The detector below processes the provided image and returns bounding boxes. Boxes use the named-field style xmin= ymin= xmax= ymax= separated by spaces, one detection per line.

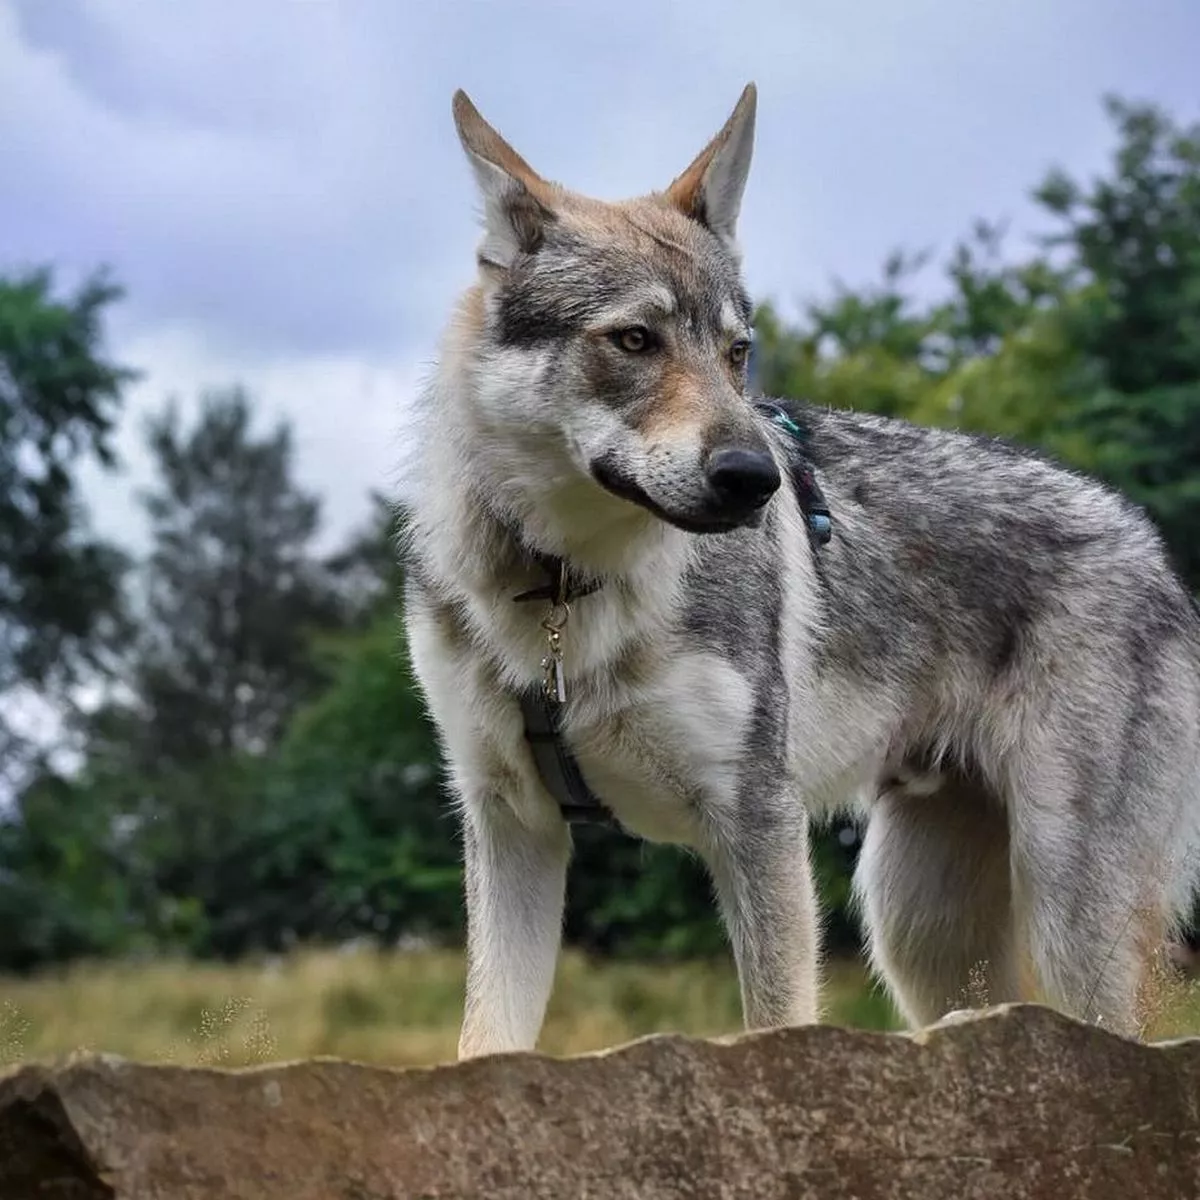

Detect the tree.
xmin=106 ymin=388 xmax=344 ymax=772
xmin=1036 ymin=97 xmax=1200 ymax=589
xmin=8 ymin=388 xmax=363 ymax=967
xmin=0 ymin=267 xmax=132 ymax=787
xmin=324 ymin=489 xmax=405 ymax=628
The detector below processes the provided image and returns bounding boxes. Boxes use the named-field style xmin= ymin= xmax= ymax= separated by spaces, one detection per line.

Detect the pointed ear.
xmin=453 ymin=89 xmax=555 ymax=270
xmin=665 ymin=83 xmax=757 ymax=247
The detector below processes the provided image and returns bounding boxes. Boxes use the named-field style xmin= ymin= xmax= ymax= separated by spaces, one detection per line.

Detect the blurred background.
xmin=2 ymin=0 xmax=1199 ymax=1067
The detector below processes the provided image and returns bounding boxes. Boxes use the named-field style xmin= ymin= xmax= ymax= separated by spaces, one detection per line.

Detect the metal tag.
xmin=542 ymin=651 xmax=566 ymax=704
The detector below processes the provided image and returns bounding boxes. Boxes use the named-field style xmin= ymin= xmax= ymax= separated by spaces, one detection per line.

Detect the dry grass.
xmin=0 ymin=949 xmax=898 ymax=1069
xmin=2 ymin=946 xmax=1197 ymax=1071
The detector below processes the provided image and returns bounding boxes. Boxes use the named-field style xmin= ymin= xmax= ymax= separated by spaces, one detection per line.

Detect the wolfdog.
xmin=400 ymin=82 xmax=1200 ymax=1058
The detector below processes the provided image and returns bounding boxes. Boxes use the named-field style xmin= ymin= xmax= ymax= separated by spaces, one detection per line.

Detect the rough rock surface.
xmin=1 ymin=1004 xmax=1198 ymax=1199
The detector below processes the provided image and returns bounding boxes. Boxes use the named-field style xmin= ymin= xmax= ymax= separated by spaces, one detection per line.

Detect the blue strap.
xmin=755 ymin=402 xmax=833 ymax=546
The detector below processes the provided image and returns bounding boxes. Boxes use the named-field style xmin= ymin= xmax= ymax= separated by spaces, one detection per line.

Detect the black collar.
xmin=511 ymin=550 xmax=604 ymax=605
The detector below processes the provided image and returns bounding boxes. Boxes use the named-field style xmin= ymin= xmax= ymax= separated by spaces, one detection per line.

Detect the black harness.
xmin=514 ymin=402 xmax=832 ymax=828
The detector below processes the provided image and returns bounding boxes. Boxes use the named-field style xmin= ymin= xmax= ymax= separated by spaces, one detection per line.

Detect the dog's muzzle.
xmin=590 ymin=443 xmax=782 ymax=535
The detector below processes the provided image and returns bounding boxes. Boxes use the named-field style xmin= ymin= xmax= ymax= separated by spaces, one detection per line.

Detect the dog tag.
xmin=542 ymin=652 xmax=567 ymax=704
xmin=539 ymin=599 xmax=569 ymax=704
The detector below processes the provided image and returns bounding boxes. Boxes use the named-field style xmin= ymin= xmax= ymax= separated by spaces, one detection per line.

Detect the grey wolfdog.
xmin=400 ymin=82 xmax=1200 ymax=1058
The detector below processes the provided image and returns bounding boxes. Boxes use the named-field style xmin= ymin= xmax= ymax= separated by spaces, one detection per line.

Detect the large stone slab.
xmin=1 ymin=1004 xmax=1197 ymax=1199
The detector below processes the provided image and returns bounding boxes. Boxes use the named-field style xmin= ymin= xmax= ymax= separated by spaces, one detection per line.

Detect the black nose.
xmin=705 ymin=446 xmax=781 ymax=512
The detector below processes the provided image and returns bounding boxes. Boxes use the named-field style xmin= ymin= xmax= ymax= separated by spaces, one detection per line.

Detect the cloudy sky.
xmin=2 ymin=0 xmax=1198 ymax=555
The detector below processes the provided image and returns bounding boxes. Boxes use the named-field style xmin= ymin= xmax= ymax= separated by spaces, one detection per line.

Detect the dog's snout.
xmin=705 ymin=446 xmax=781 ymax=513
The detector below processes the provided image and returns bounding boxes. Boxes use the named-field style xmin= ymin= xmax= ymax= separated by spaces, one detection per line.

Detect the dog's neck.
xmin=443 ymin=440 xmax=692 ymax=609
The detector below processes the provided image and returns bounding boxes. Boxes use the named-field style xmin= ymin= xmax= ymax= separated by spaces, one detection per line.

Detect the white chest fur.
xmin=564 ymin=651 xmax=756 ymax=845
xmin=407 ymin=581 xmax=762 ymax=845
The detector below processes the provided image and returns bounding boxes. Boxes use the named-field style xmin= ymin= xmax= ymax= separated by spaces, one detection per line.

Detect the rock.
xmin=1 ymin=1004 xmax=1198 ymax=1199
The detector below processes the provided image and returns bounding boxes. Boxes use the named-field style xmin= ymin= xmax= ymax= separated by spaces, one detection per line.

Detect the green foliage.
xmin=566 ymin=832 xmax=726 ymax=957
xmin=1037 ymin=98 xmax=1200 ymax=589
xmin=0 ymin=770 xmax=141 ymax=970
xmin=268 ymin=617 xmax=461 ymax=947
xmin=0 ymin=267 xmax=133 ymax=785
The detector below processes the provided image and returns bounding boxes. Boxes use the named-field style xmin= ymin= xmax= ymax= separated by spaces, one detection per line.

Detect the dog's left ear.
xmin=665 ymin=83 xmax=757 ymax=248
xmin=453 ymin=89 xmax=556 ymax=271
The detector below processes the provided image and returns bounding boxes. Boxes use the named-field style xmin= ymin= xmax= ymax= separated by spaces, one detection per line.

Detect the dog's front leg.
xmin=457 ymin=794 xmax=571 ymax=1059
xmin=703 ymin=809 xmax=820 ymax=1030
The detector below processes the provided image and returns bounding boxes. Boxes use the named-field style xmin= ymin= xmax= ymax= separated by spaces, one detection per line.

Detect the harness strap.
xmin=754 ymin=402 xmax=833 ymax=546
xmin=519 ymin=688 xmax=617 ymax=828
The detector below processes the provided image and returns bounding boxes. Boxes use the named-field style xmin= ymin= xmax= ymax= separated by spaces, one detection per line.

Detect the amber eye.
xmin=729 ymin=339 xmax=751 ymax=368
xmin=611 ymin=326 xmax=654 ymax=353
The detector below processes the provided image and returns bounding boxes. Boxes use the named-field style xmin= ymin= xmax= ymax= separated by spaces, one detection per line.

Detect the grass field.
xmin=2 ymin=947 xmax=1198 ymax=1070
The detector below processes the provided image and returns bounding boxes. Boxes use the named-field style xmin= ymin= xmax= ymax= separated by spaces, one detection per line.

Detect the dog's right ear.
xmin=453 ymin=90 xmax=555 ymax=271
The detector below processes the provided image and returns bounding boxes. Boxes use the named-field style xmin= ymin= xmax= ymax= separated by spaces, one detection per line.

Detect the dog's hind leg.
xmin=854 ymin=770 xmax=1023 ymax=1028
xmin=1008 ymin=756 xmax=1188 ymax=1038
xmin=456 ymin=795 xmax=571 ymax=1059
xmin=1001 ymin=613 xmax=1200 ymax=1036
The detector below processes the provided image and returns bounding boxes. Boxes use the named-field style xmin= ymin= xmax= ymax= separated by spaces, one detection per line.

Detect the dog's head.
xmin=451 ymin=84 xmax=779 ymax=536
